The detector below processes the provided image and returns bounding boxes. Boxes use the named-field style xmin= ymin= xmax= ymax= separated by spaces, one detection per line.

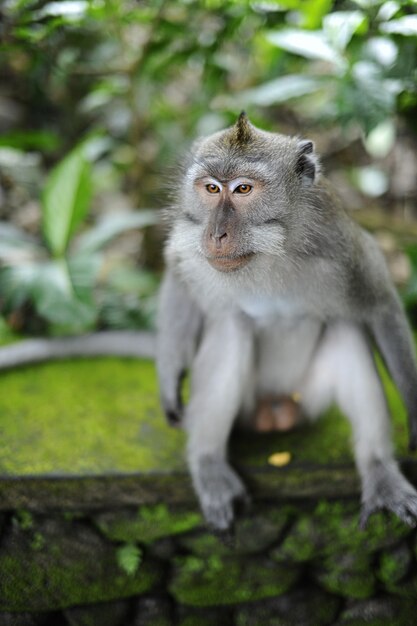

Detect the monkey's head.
xmin=173 ymin=113 xmax=320 ymax=275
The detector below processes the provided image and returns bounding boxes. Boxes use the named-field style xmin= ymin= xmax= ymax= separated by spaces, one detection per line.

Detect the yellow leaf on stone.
xmin=268 ymin=451 xmax=292 ymax=467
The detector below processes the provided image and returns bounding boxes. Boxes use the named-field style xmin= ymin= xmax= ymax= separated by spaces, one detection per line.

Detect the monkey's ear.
xmin=296 ymin=139 xmax=319 ymax=187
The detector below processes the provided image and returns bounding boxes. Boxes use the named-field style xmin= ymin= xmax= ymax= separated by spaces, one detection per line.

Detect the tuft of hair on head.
xmin=229 ymin=111 xmax=254 ymax=147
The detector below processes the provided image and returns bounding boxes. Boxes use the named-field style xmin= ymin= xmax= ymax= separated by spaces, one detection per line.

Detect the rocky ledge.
xmin=0 ymin=357 xmax=416 ymax=625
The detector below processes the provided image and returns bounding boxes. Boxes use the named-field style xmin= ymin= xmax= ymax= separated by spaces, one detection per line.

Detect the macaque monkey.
xmin=157 ymin=112 xmax=417 ymax=531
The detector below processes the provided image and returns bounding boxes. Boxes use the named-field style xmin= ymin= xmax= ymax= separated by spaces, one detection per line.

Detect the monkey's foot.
xmin=192 ymin=456 xmax=250 ymax=530
xmin=360 ymin=461 xmax=417 ymax=528
xmin=254 ymin=395 xmax=304 ymax=432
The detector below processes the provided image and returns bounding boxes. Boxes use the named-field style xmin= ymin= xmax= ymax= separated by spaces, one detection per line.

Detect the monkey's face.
xmin=192 ymin=174 xmax=262 ymax=272
xmin=176 ymin=114 xmax=319 ymax=275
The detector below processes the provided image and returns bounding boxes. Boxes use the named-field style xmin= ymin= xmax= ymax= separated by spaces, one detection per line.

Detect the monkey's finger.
xmin=392 ymin=504 xmax=417 ymax=527
xmin=358 ymin=506 xmax=373 ymax=530
xmin=163 ymin=405 xmax=183 ymax=427
xmin=205 ymin=501 xmax=235 ymax=531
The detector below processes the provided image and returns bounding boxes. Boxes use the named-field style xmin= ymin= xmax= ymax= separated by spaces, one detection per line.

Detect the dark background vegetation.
xmin=1 ymin=0 xmax=417 ymax=337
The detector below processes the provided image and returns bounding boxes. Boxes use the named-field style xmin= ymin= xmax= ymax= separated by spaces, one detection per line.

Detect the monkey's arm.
xmin=156 ymin=268 xmax=203 ymax=426
xmin=369 ymin=293 xmax=417 ymax=450
xmin=355 ymin=232 xmax=417 ymax=450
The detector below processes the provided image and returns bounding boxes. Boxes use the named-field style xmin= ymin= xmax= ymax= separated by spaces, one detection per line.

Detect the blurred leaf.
xmin=380 ymin=15 xmax=417 ymax=36
xmin=1 ymin=258 xmax=97 ymax=331
xmin=323 ymin=11 xmax=367 ymax=51
xmin=36 ymin=1 xmax=89 ymax=20
xmin=0 ymin=130 xmax=60 ymax=152
xmin=365 ymin=36 xmax=398 ymax=66
xmin=266 ymin=29 xmax=345 ymax=68
xmin=75 ymin=211 xmax=159 ymax=254
xmin=31 ymin=260 xmax=97 ymax=330
xmin=0 ymin=223 xmax=41 ymax=264
xmin=241 ymin=75 xmax=324 ymax=106
xmin=116 ymin=543 xmax=142 ymax=577
xmin=364 ymin=119 xmax=396 ymax=157
xmin=67 ymin=252 xmax=101 ymax=297
xmin=377 ymin=1 xmax=401 ymax=21
xmin=42 ymin=146 xmax=92 ymax=258
xmin=352 ymin=165 xmax=389 ymax=196
xmin=299 ymin=0 xmax=333 ymax=29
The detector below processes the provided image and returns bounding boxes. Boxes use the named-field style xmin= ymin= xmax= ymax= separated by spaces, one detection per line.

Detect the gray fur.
xmin=158 ymin=116 xmax=417 ymax=530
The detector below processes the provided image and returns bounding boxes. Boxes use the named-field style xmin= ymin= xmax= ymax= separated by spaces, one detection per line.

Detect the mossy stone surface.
xmin=271 ymin=500 xmax=411 ymax=564
xmin=334 ymin=597 xmax=417 ymax=626
xmin=377 ymin=542 xmax=412 ymax=588
xmin=95 ymin=504 xmax=202 ymax=544
xmin=179 ymin=506 xmax=292 ymax=557
xmin=313 ymin=550 xmax=376 ymax=599
xmin=178 ymin=607 xmax=234 ymax=626
xmin=0 ymin=358 xmax=186 ymax=476
xmin=169 ymin=554 xmax=300 ymax=606
xmin=0 ymin=354 xmax=415 ymax=510
xmin=64 ymin=599 xmax=130 ymax=626
xmin=235 ymin=585 xmax=341 ymax=626
xmin=0 ymin=353 xmax=411 ymax=477
xmin=0 ymin=515 xmax=161 ymax=611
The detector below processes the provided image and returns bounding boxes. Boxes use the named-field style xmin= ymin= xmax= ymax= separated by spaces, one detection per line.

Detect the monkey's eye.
xmin=206 ymin=183 xmax=221 ymax=194
xmin=233 ymin=184 xmax=252 ymax=194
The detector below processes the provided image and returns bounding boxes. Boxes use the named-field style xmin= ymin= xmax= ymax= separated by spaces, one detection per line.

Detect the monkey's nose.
xmin=211 ymin=231 xmax=228 ymax=249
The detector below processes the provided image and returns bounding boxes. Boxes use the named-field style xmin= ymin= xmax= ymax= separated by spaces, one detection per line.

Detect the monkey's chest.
xmin=239 ymin=295 xmax=323 ymax=394
xmin=238 ymin=294 xmax=305 ymax=321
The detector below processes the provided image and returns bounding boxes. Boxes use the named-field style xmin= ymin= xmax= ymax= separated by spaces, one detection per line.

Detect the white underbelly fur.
xmin=255 ymin=316 xmax=323 ymax=395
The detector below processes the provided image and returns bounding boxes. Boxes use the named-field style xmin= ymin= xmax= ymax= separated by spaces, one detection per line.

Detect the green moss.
xmin=169 ymin=554 xmax=299 ymax=607
xmin=13 ymin=509 xmax=34 ymax=530
xmin=315 ymin=552 xmax=376 ymax=599
xmin=179 ymin=507 xmax=292 ymax=557
xmin=96 ymin=504 xmax=202 ymax=544
xmin=272 ymin=501 xmax=411 ymax=564
xmin=0 ymin=342 xmax=412 ymax=480
xmin=0 ymin=518 xmax=161 ymax=611
xmin=377 ymin=543 xmax=411 ymax=587
xmin=0 ymin=358 xmax=186 ymax=475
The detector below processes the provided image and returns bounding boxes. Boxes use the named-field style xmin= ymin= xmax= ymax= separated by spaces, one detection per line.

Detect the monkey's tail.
xmin=0 ymin=331 xmax=156 ymax=370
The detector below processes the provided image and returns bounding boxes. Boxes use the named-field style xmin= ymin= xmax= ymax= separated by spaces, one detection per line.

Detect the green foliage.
xmin=0 ymin=143 xmax=158 ymax=334
xmin=247 ymin=1 xmax=417 ymax=136
xmin=13 ymin=509 xmax=34 ymax=531
xmin=116 ymin=543 xmax=142 ymax=577
xmin=0 ymin=0 xmax=416 ymax=333
xmin=42 ymin=146 xmax=92 ymax=258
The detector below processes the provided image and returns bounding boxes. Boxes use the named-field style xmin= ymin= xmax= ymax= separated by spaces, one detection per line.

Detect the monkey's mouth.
xmin=207 ymin=253 xmax=254 ymax=273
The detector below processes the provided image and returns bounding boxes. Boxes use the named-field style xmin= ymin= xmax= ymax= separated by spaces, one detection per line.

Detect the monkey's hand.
xmin=191 ymin=456 xmax=250 ymax=531
xmin=360 ymin=460 xmax=417 ymax=528
xmin=162 ymin=398 xmax=183 ymax=428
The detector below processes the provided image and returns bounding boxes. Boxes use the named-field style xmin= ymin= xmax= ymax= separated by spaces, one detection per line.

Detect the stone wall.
xmin=0 ymin=357 xmax=416 ymax=625
xmin=1 ymin=499 xmax=417 ymax=626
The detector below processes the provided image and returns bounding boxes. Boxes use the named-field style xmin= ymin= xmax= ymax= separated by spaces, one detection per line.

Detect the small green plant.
xmin=13 ymin=509 xmax=34 ymax=531
xmin=0 ymin=143 xmax=158 ymax=334
xmin=116 ymin=543 xmax=142 ymax=577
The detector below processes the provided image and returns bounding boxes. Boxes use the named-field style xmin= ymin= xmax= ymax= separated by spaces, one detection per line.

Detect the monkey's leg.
xmin=301 ymin=322 xmax=417 ymax=527
xmin=185 ymin=313 xmax=254 ymax=530
xmin=156 ymin=269 xmax=202 ymax=426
